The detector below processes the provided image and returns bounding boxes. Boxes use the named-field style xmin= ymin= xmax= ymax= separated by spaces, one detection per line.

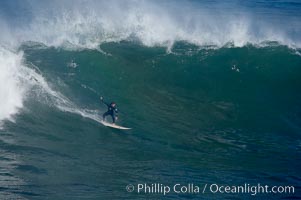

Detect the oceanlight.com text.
xmin=209 ymin=183 xmax=294 ymax=196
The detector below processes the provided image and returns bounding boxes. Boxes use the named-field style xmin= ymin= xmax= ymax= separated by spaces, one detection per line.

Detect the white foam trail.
xmin=25 ymin=65 xmax=102 ymax=123
xmin=0 ymin=45 xmax=100 ymax=127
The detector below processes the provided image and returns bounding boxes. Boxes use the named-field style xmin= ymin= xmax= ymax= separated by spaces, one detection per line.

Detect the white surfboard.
xmin=100 ymin=120 xmax=131 ymax=130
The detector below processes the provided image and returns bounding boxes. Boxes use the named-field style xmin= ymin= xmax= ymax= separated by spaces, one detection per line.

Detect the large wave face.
xmin=0 ymin=0 xmax=301 ymax=123
xmin=0 ymin=0 xmax=301 ymax=49
xmin=0 ymin=0 xmax=300 ymax=124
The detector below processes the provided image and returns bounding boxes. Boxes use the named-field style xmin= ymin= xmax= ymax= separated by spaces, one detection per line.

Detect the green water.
xmin=1 ymin=42 xmax=300 ymax=199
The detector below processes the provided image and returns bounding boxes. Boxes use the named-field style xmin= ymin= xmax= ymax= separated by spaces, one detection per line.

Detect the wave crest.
xmin=0 ymin=0 xmax=300 ymax=49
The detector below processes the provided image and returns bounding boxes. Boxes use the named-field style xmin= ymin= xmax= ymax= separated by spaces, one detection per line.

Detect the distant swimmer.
xmin=100 ymin=97 xmax=118 ymax=124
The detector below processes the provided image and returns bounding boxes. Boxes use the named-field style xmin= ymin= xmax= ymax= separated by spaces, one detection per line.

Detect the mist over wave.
xmin=0 ymin=0 xmax=301 ymax=49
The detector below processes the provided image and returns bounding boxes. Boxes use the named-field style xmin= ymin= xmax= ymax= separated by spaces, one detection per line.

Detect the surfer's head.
xmin=111 ymin=102 xmax=116 ymax=107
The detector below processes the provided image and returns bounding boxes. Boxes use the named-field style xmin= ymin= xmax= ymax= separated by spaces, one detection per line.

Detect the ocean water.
xmin=0 ymin=0 xmax=301 ymax=199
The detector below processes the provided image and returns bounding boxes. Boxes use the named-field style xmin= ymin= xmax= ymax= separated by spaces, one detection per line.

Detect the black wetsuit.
xmin=102 ymin=101 xmax=118 ymax=123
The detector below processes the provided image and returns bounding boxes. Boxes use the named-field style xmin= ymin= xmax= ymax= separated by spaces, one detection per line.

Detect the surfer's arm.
xmin=100 ymin=97 xmax=110 ymax=106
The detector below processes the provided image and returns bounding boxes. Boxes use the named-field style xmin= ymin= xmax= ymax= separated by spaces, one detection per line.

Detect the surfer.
xmin=100 ymin=97 xmax=118 ymax=124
